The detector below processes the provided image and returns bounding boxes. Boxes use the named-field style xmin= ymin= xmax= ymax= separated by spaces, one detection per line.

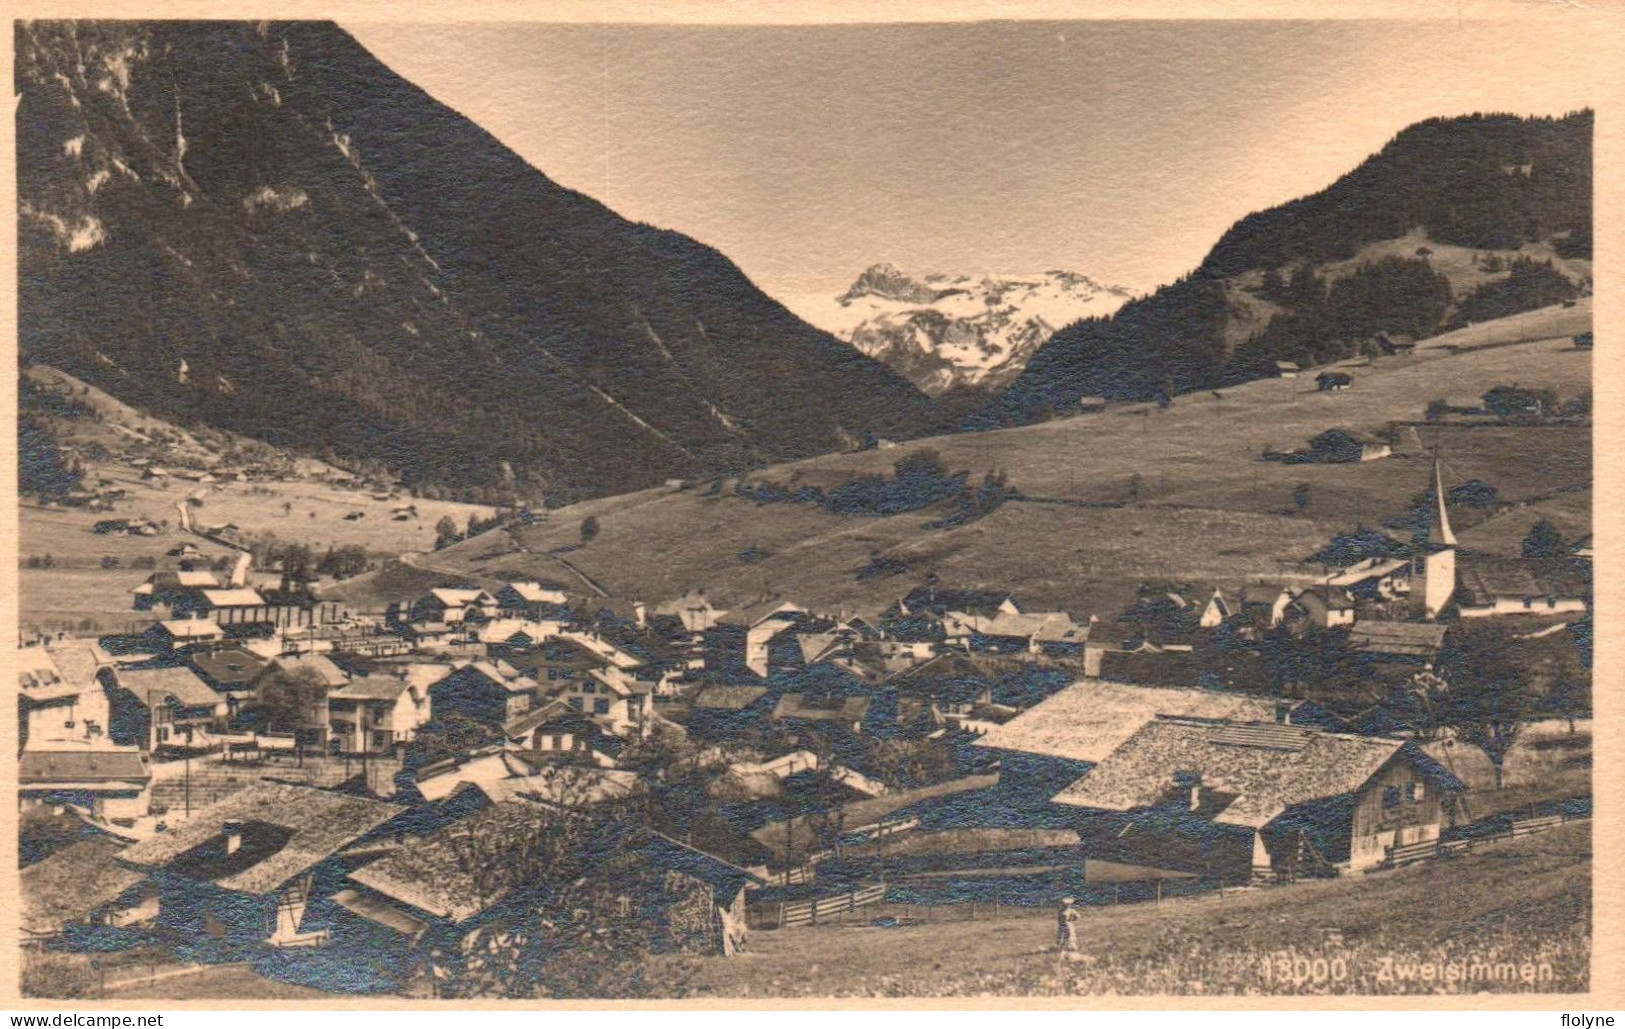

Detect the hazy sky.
xmin=347 ymin=18 xmax=1594 ymax=303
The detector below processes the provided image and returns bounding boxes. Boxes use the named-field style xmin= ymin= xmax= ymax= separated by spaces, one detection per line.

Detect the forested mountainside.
xmin=983 ymin=111 xmax=1592 ymax=426
xmin=16 ymin=21 xmax=940 ymax=503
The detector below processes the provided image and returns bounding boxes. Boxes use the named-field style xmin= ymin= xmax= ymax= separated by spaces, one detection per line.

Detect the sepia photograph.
xmin=7 ymin=3 xmax=1612 ymax=1006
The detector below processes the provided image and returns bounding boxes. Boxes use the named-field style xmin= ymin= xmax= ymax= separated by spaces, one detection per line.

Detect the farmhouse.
xmin=1095 ymin=647 xmax=1270 ymax=693
xmin=410 ymin=588 xmax=496 ymax=626
xmin=502 ymin=703 xmax=623 ymax=768
xmin=654 ymin=589 xmax=729 ymax=633
xmin=1054 ymin=718 xmax=1464 ymax=882
xmin=1274 ymin=361 xmax=1300 ymax=378
xmin=637 ymin=832 xmax=760 ymax=956
xmin=19 ymin=643 xmax=111 ymax=750
xmin=1316 ymin=371 xmax=1353 ymax=391
xmin=1456 ymin=560 xmax=1590 ymax=619
xmin=428 ymin=660 xmax=537 ymax=727
xmin=187 ymin=646 xmax=271 ymax=707
xmin=683 ymin=684 xmax=775 ymax=740
xmin=18 ymin=748 xmax=152 ymax=822
xmin=21 ymin=836 xmax=154 ymax=944
xmin=117 ymin=782 xmax=406 ymax=951
xmin=328 ymin=675 xmax=433 ymax=755
xmin=104 ymin=664 xmax=228 ymax=752
xmin=1307 ymin=429 xmax=1392 ymax=463
xmin=974 ymin=681 xmax=1292 ymax=806
xmin=132 ymin=570 xmax=221 ymax=611
xmin=494 ymin=581 xmax=572 ymax=620
xmin=152 ymin=617 xmax=226 ymax=652
xmin=1238 ymin=584 xmax=1295 ymax=630
xmin=941 ymin=609 xmax=1088 ymax=656
xmin=1295 ymin=586 xmax=1357 ymax=629
xmin=552 ymin=665 xmax=654 ymax=738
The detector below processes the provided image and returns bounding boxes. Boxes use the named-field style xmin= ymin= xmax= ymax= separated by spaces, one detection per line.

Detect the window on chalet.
xmin=568 ymin=697 xmax=583 ymax=711
xmin=1383 ymin=786 xmax=1401 ymax=810
xmin=1406 ymin=782 xmax=1425 ymax=803
xmin=593 ymin=699 xmax=610 ymax=715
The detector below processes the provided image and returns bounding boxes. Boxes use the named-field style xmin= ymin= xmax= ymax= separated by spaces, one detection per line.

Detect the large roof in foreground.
xmin=973 ymin=680 xmax=1288 ymax=765
xmin=1052 ymin=718 xmax=1419 ymax=828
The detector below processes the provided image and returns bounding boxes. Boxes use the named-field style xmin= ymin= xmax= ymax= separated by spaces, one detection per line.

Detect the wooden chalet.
xmin=1054 ymin=718 xmax=1463 ymax=882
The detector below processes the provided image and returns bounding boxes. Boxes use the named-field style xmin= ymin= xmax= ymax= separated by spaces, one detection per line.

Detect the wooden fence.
xmin=1384 ymin=810 xmax=1584 ymax=869
xmin=758 ymin=883 xmax=889 ymax=929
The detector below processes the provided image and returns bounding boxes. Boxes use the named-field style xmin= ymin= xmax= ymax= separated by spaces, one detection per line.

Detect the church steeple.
xmin=1410 ymin=452 xmax=1457 ymax=621
xmin=1422 ymin=454 xmax=1456 ymax=549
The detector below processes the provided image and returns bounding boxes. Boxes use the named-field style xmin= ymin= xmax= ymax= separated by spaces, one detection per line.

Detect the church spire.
xmin=1422 ymin=453 xmax=1456 ymax=548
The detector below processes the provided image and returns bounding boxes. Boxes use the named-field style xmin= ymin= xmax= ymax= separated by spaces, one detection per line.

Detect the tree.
xmin=580 ymin=516 xmax=601 ymax=544
xmin=257 ymin=666 xmax=331 ymax=755
xmin=1438 ymin=627 xmax=1533 ymax=790
xmin=1292 ymin=483 xmax=1311 ymax=515
xmin=1522 ymin=519 xmax=1565 ymax=560
xmin=434 ymin=515 xmax=460 ymax=550
xmin=407 ymin=713 xmax=503 ymax=769
xmin=422 ymin=799 xmax=669 ymax=998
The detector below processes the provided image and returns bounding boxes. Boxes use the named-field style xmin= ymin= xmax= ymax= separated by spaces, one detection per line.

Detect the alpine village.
xmin=14 ymin=21 xmax=1593 ymax=999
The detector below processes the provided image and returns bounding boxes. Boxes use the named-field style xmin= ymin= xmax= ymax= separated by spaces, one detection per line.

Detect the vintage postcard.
xmin=4 ymin=0 xmax=1619 ymax=1009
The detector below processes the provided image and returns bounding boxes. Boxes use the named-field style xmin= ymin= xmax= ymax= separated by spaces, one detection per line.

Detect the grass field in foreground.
xmin=664 ymin=824 xmax=1589 ymax=998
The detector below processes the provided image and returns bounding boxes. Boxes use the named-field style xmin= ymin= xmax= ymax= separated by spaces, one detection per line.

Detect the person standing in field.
xmin=1056 ymin=897 xmax=1080 ymax=952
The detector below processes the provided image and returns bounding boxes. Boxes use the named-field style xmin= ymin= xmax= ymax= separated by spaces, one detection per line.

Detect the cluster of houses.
xmin=16 ymin=457 xmax=1591 ymax=988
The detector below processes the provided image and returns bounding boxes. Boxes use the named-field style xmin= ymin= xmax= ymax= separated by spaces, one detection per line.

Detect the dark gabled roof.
xmin=900 ymin=586 xmax=1017 ymax=619
xmin=22 ymin=836 xmax=145 ymax=934
xmin=1347 ymin=621 xmax=1448 ymax=658
xmin=1097 ymin=647 xmax=1270 ymax=693
xmin=1457 ymin=560 xmax=1590 ymax=606
xmin=119 ymin=783 xmax=402 ymax=895
xmin=187 ymin=647 xmax=270 ymax=687
xmin=773 ymin=693 xmax=872 ymax=724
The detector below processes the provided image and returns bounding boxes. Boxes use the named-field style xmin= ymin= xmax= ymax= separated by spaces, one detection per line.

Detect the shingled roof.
xmin=975 ymin=681 xmax=1289 ymax=764
xmin=22 ymin=836 xmax=146 ymax=935
xmin=111 ymin=665 xmax=221 ymax=708
xmin=1052 ymin=718 xmax=1453 ymax=828
xmin=348 ymin=801 xmax=556 ymax=922
xmin=118 ymin=782 xmax=402 ymax=895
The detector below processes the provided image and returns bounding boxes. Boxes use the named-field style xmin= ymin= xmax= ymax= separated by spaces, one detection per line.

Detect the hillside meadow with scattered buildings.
xmin=410 ymin=301 xmax=1590 ymax=623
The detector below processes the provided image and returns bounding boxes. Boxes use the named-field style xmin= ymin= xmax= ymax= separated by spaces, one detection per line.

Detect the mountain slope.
xmin=788 ymin=264 xmax=1132 ymax=397
xmin=15 ymin=20 xmax=939 ymax=503
xmin=983 ymin=111 xmax=1592 ymax=426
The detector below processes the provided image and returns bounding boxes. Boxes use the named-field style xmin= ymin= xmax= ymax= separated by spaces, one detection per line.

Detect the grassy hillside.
xmin=409 ymin=303 xmax=1590 ymax=621
xmin=662 ymin=824 xmax=1589 ymax=997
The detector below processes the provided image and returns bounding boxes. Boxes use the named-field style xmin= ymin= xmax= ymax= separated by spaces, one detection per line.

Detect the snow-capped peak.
xmin=788 ymin=265 xmax=1134 ymax=396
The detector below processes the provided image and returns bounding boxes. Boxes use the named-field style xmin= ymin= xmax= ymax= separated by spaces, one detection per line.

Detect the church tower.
xmin=1410 ymin=456 xmax=1457 ymax=620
